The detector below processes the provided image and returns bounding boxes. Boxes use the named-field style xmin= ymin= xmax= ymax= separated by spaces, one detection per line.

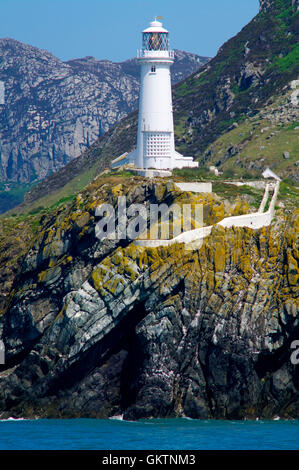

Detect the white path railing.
xmin=258 ymin=183 xmax=270 ymax=213
xmin=134 ymin=182 xmax=280 ymax=248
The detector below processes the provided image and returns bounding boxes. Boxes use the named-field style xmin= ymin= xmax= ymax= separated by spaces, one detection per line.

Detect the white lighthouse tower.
xmin=112 ymin=18 xmax=198 ymax=172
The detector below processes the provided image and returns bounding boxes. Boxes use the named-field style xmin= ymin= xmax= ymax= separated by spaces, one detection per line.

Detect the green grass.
xmin=24 ymin=193 xmax=77 ymax=215
xmin=276 ymin=5 xmax=293 ymax=20
xmin=48 ymin=194 xmax=76 ymax=210
xmin=279 ymin=179 xmax=299 ymax=197
xmin=275 ymin=179 xmax=299 ymax=210
xmin=274 ymin=44 xmax=299 ymax=72
xmin=286 ymin=121 xmax=299 ymax=131
xmin=175 ymin=81 xmax=192 ymax=97
xmin=0 ymin=182 xmax=37 ymax=215
xmin=7 ymin=167 xmax=97 ymax=216
xmin=109 ymin=170 xmax=136 ymax=178
xmin=212 ymin=182 xmax=264 ymax=209
xmin=173 ymin=167 xmax=210 ymax=181
xmin=200 ymin=85 xmax=299 ymax=181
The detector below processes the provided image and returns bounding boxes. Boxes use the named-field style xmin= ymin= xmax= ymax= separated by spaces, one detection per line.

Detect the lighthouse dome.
xmin=142 ymin=20 xmax=169 ymax=33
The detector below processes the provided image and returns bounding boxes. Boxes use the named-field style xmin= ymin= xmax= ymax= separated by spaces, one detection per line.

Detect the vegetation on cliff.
xmin=0 ymin=174 xmax=298 ymax=419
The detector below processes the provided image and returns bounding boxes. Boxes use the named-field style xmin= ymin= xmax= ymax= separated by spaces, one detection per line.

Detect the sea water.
xmin=0 ymin=418 xmax=298 ymax=450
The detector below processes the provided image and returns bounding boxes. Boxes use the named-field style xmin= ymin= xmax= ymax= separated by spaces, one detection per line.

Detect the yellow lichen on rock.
xmin=214 ymin=242 xmax=226 ymax=273
xmin=91 ymin=265 xmax=109 ymax=292
xmin=111 ymin=184 xmax=123 ymax=196
xmin=240 ymin=255 xmax=253 ymax=281
xmin=75 ymin=212 xmax=91 ymax=229
xmin=287 ymin=249 xmax=299 ymax=287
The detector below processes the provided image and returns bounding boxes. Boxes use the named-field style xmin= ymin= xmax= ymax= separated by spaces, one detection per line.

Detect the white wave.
xmin=0 ymin=417 xmax=27 ymax=421
xmin=109 ymin=414 xmax=124 ymax=421
xmin=180 ymin=415 xmax=209 ymax=422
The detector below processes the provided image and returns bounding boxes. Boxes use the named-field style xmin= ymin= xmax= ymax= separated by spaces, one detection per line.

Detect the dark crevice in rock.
xmin=119 ymin=326 xmax=146 ymax=411
xmin=0 ymin=336 xmax=41 ymax=373
xmin=197 ymin=352 xmax=215 ymax=416
xmin=45 ymin=300 xmax=148 ymax=399
xmin=255 ymin=324 xmax=299 ymax=378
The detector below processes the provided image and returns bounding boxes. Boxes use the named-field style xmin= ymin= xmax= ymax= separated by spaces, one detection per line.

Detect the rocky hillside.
xmin=0 ymin=173 xmax=298 ymax=419
xmin=17 ymin=0 xmax=298 ymax=215
xmin=68 ymin=49 xmax=206 ymax=87
xmin=201 ymin=80 xmax=299 ymax=181
xmin=173 ymin=0 xmax=299 ymax=159
xmin=0 ymin=39 xmax=208 ymax=188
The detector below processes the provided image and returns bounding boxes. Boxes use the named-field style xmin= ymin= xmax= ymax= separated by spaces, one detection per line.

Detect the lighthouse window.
xmin=151 ymin=66 xmax=156 ymax=73
xmin=144 ymin=132 xmax=171 ymax=157
xmin=143 ymin=32 xmax=169 ymax=51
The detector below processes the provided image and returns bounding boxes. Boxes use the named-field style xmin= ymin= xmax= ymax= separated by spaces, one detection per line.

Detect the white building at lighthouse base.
xmin=111 ymin=148 xmax=198 ymax=171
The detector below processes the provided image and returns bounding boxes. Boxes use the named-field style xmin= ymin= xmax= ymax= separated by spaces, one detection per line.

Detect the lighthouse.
xmin=112 ymin=19 xmax=198 ymax=172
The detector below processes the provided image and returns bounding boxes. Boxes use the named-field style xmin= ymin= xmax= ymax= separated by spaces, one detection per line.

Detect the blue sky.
xmin=0 ymin=0 xmax=259 ymax=62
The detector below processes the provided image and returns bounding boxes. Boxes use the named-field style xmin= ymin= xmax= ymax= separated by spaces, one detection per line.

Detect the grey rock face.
xmin=259 ymin=0 xmax=273 ymax=11
xmin=0 ymin=39 xmax=209 ymax=184
xmin=0 ymin=180 xmax=298 ymax=420
xmin=260 ymin=0 xmax=298 ymax=12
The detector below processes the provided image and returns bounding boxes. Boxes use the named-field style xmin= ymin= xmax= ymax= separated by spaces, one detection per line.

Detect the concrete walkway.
xmin=134 ymin=181 xmax=280 ymax=248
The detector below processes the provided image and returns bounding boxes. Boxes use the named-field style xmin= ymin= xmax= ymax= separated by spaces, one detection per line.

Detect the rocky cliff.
xmin=0 ymin=175 xmax=298 ymax=419
xmin=260 ymin=0 xmax=298 ymax=12
xmin=0 ymin=40 xmax=208 ymax=185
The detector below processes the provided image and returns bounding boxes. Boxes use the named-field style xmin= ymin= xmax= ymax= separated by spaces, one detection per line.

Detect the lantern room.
xmin=142 ymin=20 xmax=169 ymax=51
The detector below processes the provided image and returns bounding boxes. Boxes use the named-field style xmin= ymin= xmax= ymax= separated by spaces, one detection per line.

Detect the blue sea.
xmin=0 ymin=418 xmax=298 ymax=450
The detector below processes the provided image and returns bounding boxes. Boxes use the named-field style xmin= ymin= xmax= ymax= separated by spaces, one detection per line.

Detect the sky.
xmin=0 ymin=0 xmax=260 ymax=62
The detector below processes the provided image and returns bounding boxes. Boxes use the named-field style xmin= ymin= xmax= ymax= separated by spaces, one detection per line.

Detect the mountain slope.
xmin=201 ymin=80 xmax=299 ymax=181
xmin=173 ymin=0 xmax=299 ymax=158
xmin=18 ymin=0 xmax=299 ymax=214
xmin=0 ymin=39 xmax=208 ymax=187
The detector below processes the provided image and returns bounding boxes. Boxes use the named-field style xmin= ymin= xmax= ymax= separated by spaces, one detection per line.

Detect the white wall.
xmin=136 ymin=60 xmax=175 ymax=169
xmin=217 ymin=212 xmax=272 ymax=230
xmin=175 ymin=182 xmax=212 ymax=193
xmin=258 ymin=184 xmax=270 ymax=213
xmin=133 ymin=182 xmax=279 ymax=248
